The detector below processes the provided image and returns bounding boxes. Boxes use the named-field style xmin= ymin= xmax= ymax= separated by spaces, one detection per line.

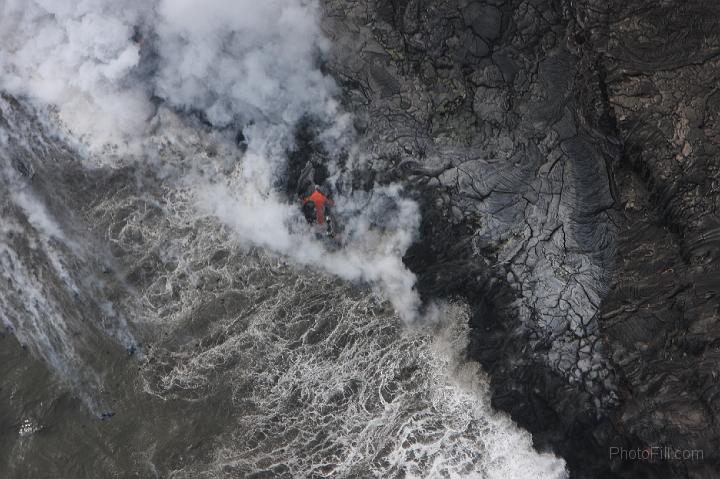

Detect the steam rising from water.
xmin=0 ymin=156 xmax=136 ymax=412
xmin=0 ymin=0 xmax=342 ymax=145
xmin=200 ymin=182 xmax=423 ymax=322
xmin=1 ymin=0 xmax=420 ymax=320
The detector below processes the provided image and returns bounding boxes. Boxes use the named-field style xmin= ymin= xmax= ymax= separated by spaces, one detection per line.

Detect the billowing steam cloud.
xmin=0 ymin=0 xmax=345 ymax=148
xmin=0 ymin=0 xmax=424 ymax=321
xmin=0 ymin=0 xmax=154 ymax=146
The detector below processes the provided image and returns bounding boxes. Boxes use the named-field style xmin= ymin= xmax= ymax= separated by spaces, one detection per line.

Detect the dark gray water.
xmin=0 ymin=96 xmax=567 ymax=478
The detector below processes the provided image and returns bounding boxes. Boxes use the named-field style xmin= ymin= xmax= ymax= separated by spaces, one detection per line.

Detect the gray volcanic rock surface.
xmin=319 ymin=0 xmax=720 ymax=477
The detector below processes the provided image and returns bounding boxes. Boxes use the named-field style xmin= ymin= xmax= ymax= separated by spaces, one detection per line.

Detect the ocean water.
xmin=0 ymin=97 xmax=566 ymax=478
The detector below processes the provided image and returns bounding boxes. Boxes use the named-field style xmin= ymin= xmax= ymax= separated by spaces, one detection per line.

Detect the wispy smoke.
xmin=200 ymin=182 xmax=423 ymax=322
xmin=0 ymin=0 xmax=424 ymax=321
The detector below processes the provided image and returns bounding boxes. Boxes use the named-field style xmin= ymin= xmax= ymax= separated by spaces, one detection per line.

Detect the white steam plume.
xmin=0 ymin=0 xmax=424 ymax=321
xmin=199 ymin=182 xmax=423 ymax=322
xmin=0 ymin=0 xmax=347 ymax=150
xmin=0 ymin=0 xmax=154 ymax=147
